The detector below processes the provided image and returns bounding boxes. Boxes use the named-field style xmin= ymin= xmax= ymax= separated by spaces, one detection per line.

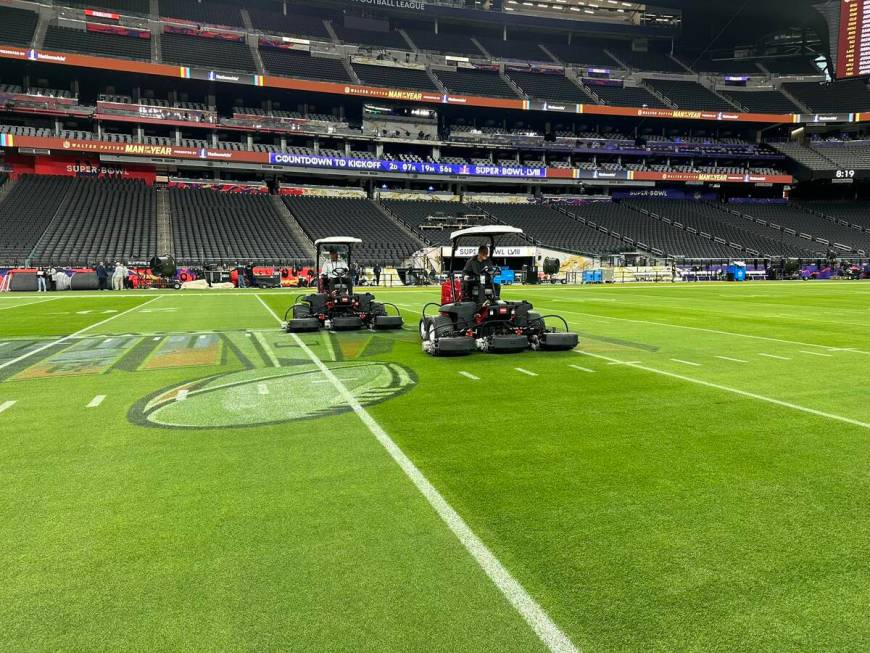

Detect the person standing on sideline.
xmin=95 ymin=262 xmax=108 ymax=291
xmin=112 ymin=261 xmax=128 ymax=290
xmin=236 ymin=262 xmax=246 ymax=288
xmin=36 ymin=266 xmax=47 ymax=292
xmin=48 ymin=265 xmax=57 ymax=291
xmin=373 ymin=263 xmax=382 ymax=287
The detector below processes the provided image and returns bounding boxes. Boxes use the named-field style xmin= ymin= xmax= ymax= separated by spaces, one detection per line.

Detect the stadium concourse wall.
xmin=0 ymin=134 xmax=796 ymax=185
xmin=3 ymin=43 xmax=870 ymax=127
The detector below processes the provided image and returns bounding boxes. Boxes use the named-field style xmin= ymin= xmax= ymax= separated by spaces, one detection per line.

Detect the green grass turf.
xmin=1 ymin=282 xmax=868 ymax=651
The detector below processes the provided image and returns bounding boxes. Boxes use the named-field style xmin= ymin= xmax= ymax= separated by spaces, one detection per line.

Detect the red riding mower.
xmin=419 ymin=226 xmax=578 ymax=356
xmin=283 ymin=237 xmax=403 ymax=332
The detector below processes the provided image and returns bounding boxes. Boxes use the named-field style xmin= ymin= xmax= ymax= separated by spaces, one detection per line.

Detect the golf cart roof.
xmin=450 ymin=226 xmax=524 ymax=240
xmin=314 ymin=237 xmax=363 ymax=246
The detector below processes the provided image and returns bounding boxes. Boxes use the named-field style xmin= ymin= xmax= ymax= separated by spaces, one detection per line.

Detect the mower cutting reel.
xmin=420 ymin=226 xmax=578 ymax=356
xmin=283 ymin=237 xmax=403 ymax=333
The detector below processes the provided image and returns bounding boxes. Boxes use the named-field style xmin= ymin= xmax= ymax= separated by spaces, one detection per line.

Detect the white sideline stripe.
xmin=670 ymin=358 xmax=701 ymax=367
xmin=255 ymin=331 xmax=281 ymax=368
xmin=86 ymin=395 xmax=105 ymax=408
xmin=758 ymin=353 xmax=791 ymax=361
xmin=716 ymin=356 xmax=747 ymax=363
xmin=569 ymin=365 xmax=595 ymax=373
xmin=0 ymin=296 xmax=162 ymax=372
xmin=257 ymin=383 xmax=269 ymax=395
xmin=459 ymin=371 xmax=480 ymax=381
xmin=0 ymin=400 xmax=16 ymax=414
xmin=515 ymin=368 xmax=538 ymax=377
xmin=0 ymin=297 xmax=57 ymax=311
xmin=175 ymin=389 xmax=188 ymax=401
xmin=577 ymin=351 xmax=870 ymax=430
xmin=537 ymin=305 xmax=840 ymax=351
xmin=607 ymin=360 xmax=641 ymax=365
xmin=800 ymin=350 xmax=832 ymax=357
xmin=255 ymin=294 xmax=578 ymax=653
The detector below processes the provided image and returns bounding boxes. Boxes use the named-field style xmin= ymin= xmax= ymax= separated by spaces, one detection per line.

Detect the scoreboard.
xmin=836 ymin=0 xmax=870 ymax=78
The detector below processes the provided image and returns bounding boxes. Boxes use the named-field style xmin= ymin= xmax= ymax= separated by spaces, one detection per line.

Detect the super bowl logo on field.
xmin=129 ymin=361 xmax=415 ymax=429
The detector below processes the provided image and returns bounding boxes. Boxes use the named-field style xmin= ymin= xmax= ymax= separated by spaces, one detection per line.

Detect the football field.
xmin=1 ymin=282 xmax=868 ymax=652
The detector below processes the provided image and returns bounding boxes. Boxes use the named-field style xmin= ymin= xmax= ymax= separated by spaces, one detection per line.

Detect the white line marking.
xmin=0 ymin=400 xmax=16 ymax=414
xmin=87 ymin=395 xmax=106 ymax=408
xmin=0 ymin=297 xmax=57 ymax=311
xmin=255 ymin=331 xmax=281 ymax=367
xmin=0 ymin=342 xmax=7 ymax=348
xmin=257 ymin=383 xmax=269 ymax=395
xmin=256 ymin=293 xmax=578 ymax=653
xmin=607 ymin=360 xmax=641 ymax=365
xmin=152 ymin=336 xmax=160 ymax=341
xmin=758 ymin=353 xmax=791 ymax=361
xmin=716 ymin=356 xmax=747 ymax=363
xmin=569 ymin=365 xmax=595 ymax=373
xmin=176 ymin=389 xmax=188 ymax=401
xmin=514 ymin=368 xmax=538 ymax=377
xmin=800 ymin=350 xmax=832 ymax=357
xmin=0 ymin=296 xmax=162 ymax=373
xmin=670 ymin=358 xmax=701 ymax=367
xmin=538 ymin=305 xmax=840 ymax=351
xmin=578 ymin=351 xmax=870 ymax=430
xmin=245 ymin=332 xmax=252 ymax=337
xmin=459 ymin=371 xmax=480 ymax=380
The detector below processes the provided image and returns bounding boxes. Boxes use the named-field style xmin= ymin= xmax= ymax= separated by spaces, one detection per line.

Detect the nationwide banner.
xmin=0 ymin=133 xmax=796 ymax=184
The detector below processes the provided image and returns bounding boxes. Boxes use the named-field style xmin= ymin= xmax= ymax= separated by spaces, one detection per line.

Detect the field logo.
xmin=129 ymin=361 xmax=415 ymax=429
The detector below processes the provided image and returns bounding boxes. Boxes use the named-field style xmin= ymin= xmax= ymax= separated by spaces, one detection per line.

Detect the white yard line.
xmin=256 ymin=293 xmax=577 ymax=653
xmin=0 ymin=296 xmax=162 ymax=373
xmin=0 ymin=297 xmax=58 ymax=311
xmin=800 ymin=350 xmax=832 ymax=357
xmin=459 ymin=371 xmax=480 ymax=381
xmin=716 ymin=356 xmax=748 ymax=363
xmin=254 ymin=331 xmax=281 ymax=367
xmin=86 ymin=395 xmax=106 ymax=408
xmin=670 ymin=358 xmax=701 ymax=367
xmin=535 ymin=305 xmax=844 ymax=351
xmin=577 ymin=351 xmax=870 ymax=430
xmin=569 ymin=365 xmax=595 ymax=373
xmin=0 ymin=400 xmax=16 ymax=414
xmin=515 ymin=368 xmax=538 ymax=377
xmin=758 ymin=353 xmax=791 ymax=361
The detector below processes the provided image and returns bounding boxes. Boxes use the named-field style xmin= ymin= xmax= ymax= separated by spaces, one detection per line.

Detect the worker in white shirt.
xmin=320 ymin=250 xmax=347 ymax=278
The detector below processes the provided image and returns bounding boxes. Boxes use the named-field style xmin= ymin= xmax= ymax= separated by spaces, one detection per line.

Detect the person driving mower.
xmin=462 ymin=245 xmax=500 ymax=304
xmin=321 ymin=249 xmax=346 ymax=278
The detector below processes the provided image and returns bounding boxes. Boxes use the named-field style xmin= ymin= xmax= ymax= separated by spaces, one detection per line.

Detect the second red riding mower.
xmin=283 ymin=237 xmax=403 ymax=332
xmin=419 ymin=226 xmax=579 ymax=355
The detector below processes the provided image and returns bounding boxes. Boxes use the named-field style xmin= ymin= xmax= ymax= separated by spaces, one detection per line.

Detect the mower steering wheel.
xmin=329 ymin=266 xmax=349 ymax=279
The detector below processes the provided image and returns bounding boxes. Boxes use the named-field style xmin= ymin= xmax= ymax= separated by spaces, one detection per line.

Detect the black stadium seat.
xmin=161 ymin=33 xmax=256 ymax=73
xmin=44 ymin=26 xmax=151 ymax=61
xmin=169 ymin=189 xmax=309 ymax=264
xmin=434 ymin=68 xmax=519 ymax=98
xmin=0 ymin=5 xmax=38 ymax=47
xmin=284 ymin=197 xmax=419 ymax=265
xmin=353 ymin=63 xmax=437 ymax=91
xmin=260 ymin=48 xmax=351 ymax=82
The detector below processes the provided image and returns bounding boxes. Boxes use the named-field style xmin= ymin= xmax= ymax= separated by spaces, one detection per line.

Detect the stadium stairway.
xmin=371 ymin=200 xmax=428 ymax=251
xmin=270 ymin=195 xmax=316 ymax=260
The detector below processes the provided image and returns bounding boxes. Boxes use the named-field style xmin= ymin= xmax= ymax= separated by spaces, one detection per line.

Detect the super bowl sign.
xmin=268 ymin=153 xmax=547 ymax=178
